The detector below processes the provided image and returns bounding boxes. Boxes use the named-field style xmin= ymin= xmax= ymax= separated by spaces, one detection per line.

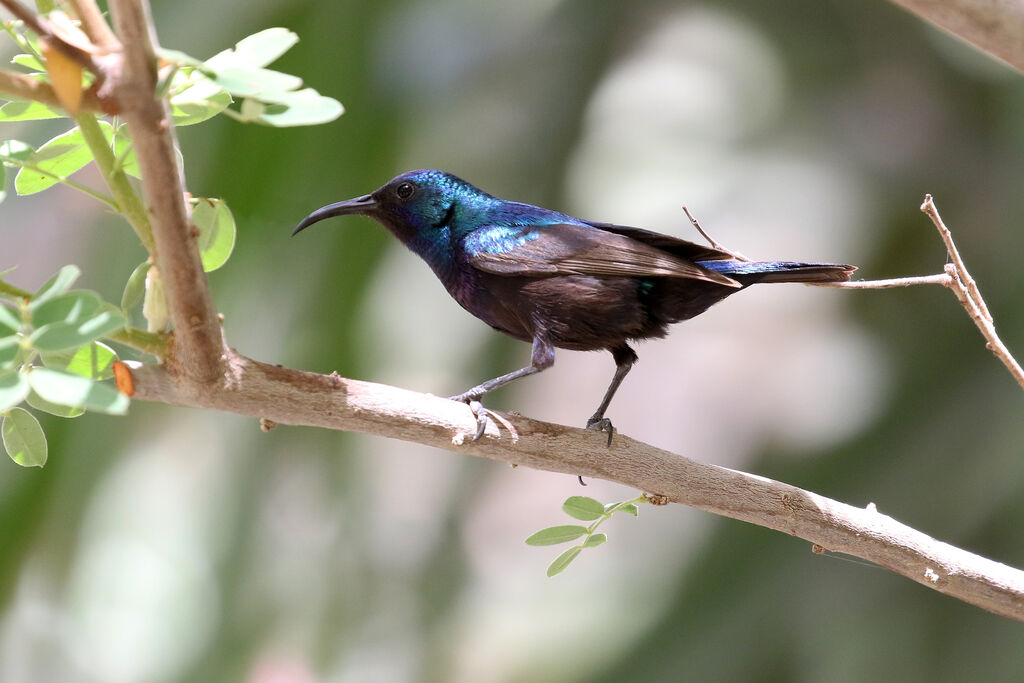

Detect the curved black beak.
xmin=292 ymin=193 xmax=378 ymax=235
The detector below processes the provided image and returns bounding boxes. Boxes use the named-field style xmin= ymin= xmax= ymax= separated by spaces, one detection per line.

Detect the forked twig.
xmin=686 ymin=197 xmax=1024 ymax=392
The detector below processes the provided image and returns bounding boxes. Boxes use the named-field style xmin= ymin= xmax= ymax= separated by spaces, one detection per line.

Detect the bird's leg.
xmin=586 ymin=345 xmax=637 ymax=446
xmin=449 ymin=334 xmax=555 ymax=440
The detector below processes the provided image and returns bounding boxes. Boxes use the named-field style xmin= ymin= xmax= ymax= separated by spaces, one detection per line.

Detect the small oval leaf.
xmin=206 ymin=28 xmax=299 ymax=69
xmin=30 ymin=265 xmax=80 ymax=308
xmin=30 ymin=311 xmax=127 ymax=352
xmin=0 ymin=304 xmax=20 ymax=335
xmin=0 ymin=337 xmax=21 ymax=369
xmin=619 ymin=503 xmax=639 ymax=517
xmin=191 ymin=198 xmax=236 ymax=272
xmin=0 ymin=371 xmax=30 ymax=411
xmin=0 ymin=100 xmax=64 ymax=122
xmin=41 ymin=341 xmax=117 ymax=380
xmin=547 ymin=547 xmax=582 ymax=577
xmin=583 ymin=533 xmax=607 ymax=548
xmin=121 ymin=261 xmax=152 ymax=312
xmin=563 ymin=495 xmax=606 ymax=521
xmin=2 ymin=407 xmax=47 ymax=467
xmin=27 ymin=367 xmax=128 ymax=415
xmin=25 ymin=389 xmax=84 ymax=418
xmin=525 ymin=525 xmax=588 ymax=546
xmin=30 ymin=290 xmax=102 ymax=327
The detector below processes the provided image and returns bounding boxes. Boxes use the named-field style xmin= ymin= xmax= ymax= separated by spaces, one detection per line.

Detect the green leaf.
xmin=546 ymin=547 xmax=582 ymax=577
xmin=563 ymin=495 xmax=606 ymax=521
xmin=0 ymin=100 xmax=64 ymax=122
xmin=618 ymin=503 xmax=639 ymax=517
xmin=583 ymin=533 xmax=607 ymax=548
xmin=525 ymin=525 xmax=588 ymax=546
xmin=191 ymin=198 xmax=236 ymax=271
xmin=30 ymin=290 xmax=102 ymax=327
xmin=27 ymin=367 xmax=128 ymax=415
xmin=255 ymin=88 xmax=343 ymax=127
xmin=206 ymin=28 xmax=299 ymax=69
xmin=208 ymin=64 xmax=302 ymax=99
xmin=25 ymin=389 xmax=83 ymax=418
xmin=170 ymin=86 xmax=232 ymax=126
xmin=0 ymin=139 xmax=34 ymax=164
xmin=0 ymin=304 xmax=20 ymax=335
xmin=158 ymin=48 xmax=215 ymax=74
xmin=121 ymin=261 xmax=151 ymax=312
xmin=0 ymin=337 xmax=20 ymax=369
xmin=14 ymin=122 xmax=115 ymax=195
xmin=2 ymin=407 xmax=47 ymax=467
xmin=41 ymin=341 xmax=117 ymax=380
xmin=0 ymin=371 xmax=29 ymax=411
xmin=30 ymin=311 xmax=126 ymax=352
xmin=10 ymin=53 xmax=45 ymax=71
xmin=30 ymin=265 xmax=80 ymax=308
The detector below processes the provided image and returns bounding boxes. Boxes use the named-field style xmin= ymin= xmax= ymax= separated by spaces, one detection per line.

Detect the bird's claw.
xmin=468 ymin=400 xmax=490 ymax=441
xmin=586 ymin=417 xmax=615 ymax=447
xmin=449 ymin=391 xmax=490 ymax=441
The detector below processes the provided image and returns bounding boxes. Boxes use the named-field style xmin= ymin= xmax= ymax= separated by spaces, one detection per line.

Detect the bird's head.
xmin=292 ymin=170 xmax=491 ymax=247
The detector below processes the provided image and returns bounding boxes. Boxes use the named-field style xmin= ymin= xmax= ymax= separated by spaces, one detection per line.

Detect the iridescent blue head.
xmin=292 ymin=169 xmax=495 ymax=248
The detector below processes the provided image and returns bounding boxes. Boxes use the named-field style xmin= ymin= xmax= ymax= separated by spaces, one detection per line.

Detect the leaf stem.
xmin=74 ymin=113 xmax=156 ymax=253
xmin=0 ymin=153 xmax=119 ymax=209
xmin=108 ymin=327 xmax=168 ymax=357
xmin=0 ymin=280 xmax=31 ymax=301
xmin=584 ymin=495 xmax=647 ymax=537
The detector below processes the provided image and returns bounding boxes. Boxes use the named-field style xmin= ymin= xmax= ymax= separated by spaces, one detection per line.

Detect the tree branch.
xmin=886 ymin=0 xmax=1024 ymax=74
xmin=119 ymin=353 xmax=1024 ymax=621
xmin=0 ymin=67 xmax=102 ymax=110
xmin=105 ymin=0 xmax=225 ymax=381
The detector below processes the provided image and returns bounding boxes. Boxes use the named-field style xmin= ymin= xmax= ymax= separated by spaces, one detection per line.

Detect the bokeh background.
xmin=2 ymin=0 xmax=1024 ymax=681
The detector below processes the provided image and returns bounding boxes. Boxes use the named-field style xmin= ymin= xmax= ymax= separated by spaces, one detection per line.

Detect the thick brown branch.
xmin=887 ymin=0 xmax=1024 ymax=73
xmin=106 ymin=0 xmax=225 ymax=381
xmin=123 ymin=354 xmax=1024 ymax=621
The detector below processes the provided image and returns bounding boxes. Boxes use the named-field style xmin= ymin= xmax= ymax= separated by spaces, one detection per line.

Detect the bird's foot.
xmin=448 ymin=392 xmax=490 ymax=441
xmin=586 ymin=416 xmax=615 ymax=447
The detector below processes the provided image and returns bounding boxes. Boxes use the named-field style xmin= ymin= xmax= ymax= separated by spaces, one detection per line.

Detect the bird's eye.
xmin=395 ymin=182 xmax=416 ymax=200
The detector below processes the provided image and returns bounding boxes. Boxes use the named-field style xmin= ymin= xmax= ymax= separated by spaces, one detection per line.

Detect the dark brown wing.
xmin=465 ymin=223 xmax=740 ymax=287
xmin=584 ymin=221 xmax=735 ymax=262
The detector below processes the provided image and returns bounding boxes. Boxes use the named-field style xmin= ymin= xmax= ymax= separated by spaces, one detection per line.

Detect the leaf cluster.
xmin=0 ymin=20 xmax=343 ymax=468
xmin=525 ymin=495 xmax=646 ymax=576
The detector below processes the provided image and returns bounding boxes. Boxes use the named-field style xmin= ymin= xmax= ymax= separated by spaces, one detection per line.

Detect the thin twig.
xmin=920 ymin=196 xmax=1024 ymax=390
xmin=66 ymin=0 xmax=119 ymax=50
xmin=922 ymin=194 xmax=993 ymax=322
xmin=0 ymin=67 xmax=103 ymax=110
xmin=813 ymin=274 xmax=951 ymax=289
xmin=0 ymin=0 xmax=106 ymax=75
xmin=683 ymin=206 xmax=750 ymax=260
xmin=74 ymin=112 xmax=154 ymax=250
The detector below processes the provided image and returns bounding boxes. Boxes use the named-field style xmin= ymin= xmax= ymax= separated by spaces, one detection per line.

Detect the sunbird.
xmin=294 ymin=170 xmax=854 ymax=442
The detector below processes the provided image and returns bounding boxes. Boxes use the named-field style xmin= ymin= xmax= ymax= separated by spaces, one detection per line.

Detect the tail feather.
xmin=697 ymin=260 xmax=856 ymax=284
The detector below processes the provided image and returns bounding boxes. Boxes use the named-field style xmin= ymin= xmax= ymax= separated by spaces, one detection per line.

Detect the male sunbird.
xmin=294 ymin=170 xmax=855 ymax=442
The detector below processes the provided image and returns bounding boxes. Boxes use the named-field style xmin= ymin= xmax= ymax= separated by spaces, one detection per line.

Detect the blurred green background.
xmin=3 ymin=0 xmax=1024 ymax=681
